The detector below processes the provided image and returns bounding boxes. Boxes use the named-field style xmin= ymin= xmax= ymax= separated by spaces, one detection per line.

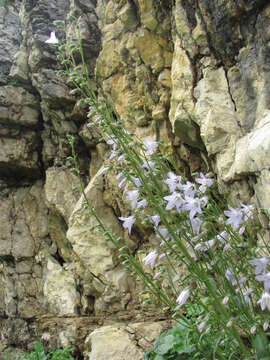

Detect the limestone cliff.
xmin=0 ymin=0 xmax=270 ymax=358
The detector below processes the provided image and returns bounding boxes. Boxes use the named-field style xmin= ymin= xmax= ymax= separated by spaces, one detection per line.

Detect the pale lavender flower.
xmin=241 ymin=203 xmax=255 ymax=221
xmin=243 ymin=288 xmax=253 ymax=307
xmin=250 ymin=326 xmax=257 ymax=334
xmin=195 ymin=173 xmax=214 ymax=193
xmin=109 ymin=150 xmax=117 ymax=160
xmin=137 ymin=199 xmax=147 ymax=209
xmin=151 ymin=215 xmax=160 ymax=228
xmin=125 ymin=189 xmax=139 ymax=209
xmin=264 ymin=322 xmax=269 ymax=331
xmin=117 ymin=154 xmax=125 ymax=164
xmin=256 ymin=272 xmax=270 ymax=291
xmin=105 ymin=135 xmax=118 ymax=147
xmin=222 ymin=296 xmax=230 ymax=305
xmin=153 ymin=272 xmax=161 ymax=280
xmin=224 ymin=206 xmax=243 ymax=231
xmin=198 ymin=321 xmax=207 ymax=333
xmin=119 ymin=177 xmax=127 ymax=189
xmin=45 ymin=31 xmax=59 ymax=44
xmin=131 ymin=176 xmax=141 ymax=188
xmin=159 ymin=253 xmax=166 ymax=260
xmin=182 ymin=196 xmax=202 ymax=219
xmin=191 ymin=217 xmax=202 ymax=234
xmin=258 ymin=292 xmax=270 ymax=311
xmin=195 ymin=239 xmax=215 ymax=252
xmin=119 ymin=215 xmax=135 ymax=234
xmin=225 ymin=268 xmax=237 ymax=286
xmin=181 ymin=181 xmax=196 ymax=197
xmin=164 ymin=172 xmax=182 ymax=193
xmin=144 ymin=138 xmax=158 ymax=156
xmin=164 ymin=192 xmax=184 ymax=212
xmin=249 ymin=257 xmax=269 ymax=275
xmin=143 ymin=250 xmax=158 ymax=269
xmin=176 ymin=288 xmax=190 ymax=306
xmin=216 ymin=231 xmax=228 ymax=245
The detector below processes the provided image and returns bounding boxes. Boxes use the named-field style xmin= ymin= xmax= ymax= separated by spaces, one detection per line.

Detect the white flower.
xmin=125 ymin=189 xmax=139 ymax=209
xmin=222 ymin=296 xmax=230 ymax=305
xmin=241 ymin=203 xmax=255 ymax=221
xmin=164 ymin=172 xmax=182 ymax=193
xmin=191 ymin=217 xmax=202 ymax=235
xmin=225 ymin=268 xmax=237 ymax=286
xmin=182 ymin=196 xmax=202 ymax=219
xmin=224 ymin=206 xmax=243 ymax=231
xmin=151 ymin=215 xmax=160 ymax=228
xmin=176 ymin=288 xmax=190 ymax=306
xmin=256 ymin=272 xmax=270 ymax=290
xmin=143 ymin=138 xmax=158 ymax=156
xmin=143 ymin=250 xmax=158 ymax=269
xmin=156 ymin=227 xmax=169 ymax=240
xmin=181 ymin=181 xmax=196 ymax=197
xmin=105 ymin=135 xmax=118 ymax=147
xmin=159 ymin=253 xmax=166 ymax=260
xmin=243 ymin=288 xmax=253 ymax=307
xmin=195 ymin=173 xmax=214 ymax=193
xmin=250 ymin=326 xmax=257 ymax=334
xmin=137 ymin=199 xmax=147 ymax=209
xmin=258 ymin=292 xmax=270 ymax=311
xmin=45 ymin=31 xmax=59 ymax=44
xmin=164 ymin=192 xmax=184 ymax=212
xmin=119 ymin=215 xmax=135 ymax=234
xmin=216 ymin=231 xmax=228 ymax=245
xmin=249 ymin=257 xmax=269 ymax=275
xmin=264 ymin=322 xmax=269 ymax=331
xmin=153 ymin=272 xmax=161 ymax=280
xmin=131 ymin=176 xmax=141 ymax=188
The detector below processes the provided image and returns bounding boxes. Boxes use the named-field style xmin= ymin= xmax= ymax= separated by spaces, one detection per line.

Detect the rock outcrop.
xmin=1 ymin=0 xmax=270 ymax=358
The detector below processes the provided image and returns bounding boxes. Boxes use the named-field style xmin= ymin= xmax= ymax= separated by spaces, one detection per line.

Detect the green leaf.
xmin=155 ymin=334 xmax=175 ymax=355
xmin=253 ymin=333 xmax=270 ymax=359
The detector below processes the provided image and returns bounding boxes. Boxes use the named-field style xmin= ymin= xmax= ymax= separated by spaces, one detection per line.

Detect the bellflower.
xmin=241 ymin=203 xmax=255 ymax=221
xmin=45 ymin=31 xmax=59 ymax=44
xmin=181 ymin=181 xmax=196 ymax=197
xmin=195 ymin=173 xmax=214 ymax=193
xmin=119 ymin=215 xmax=135 ymax=234
xmin=131 ymin=176 xmax=141 ymax=188
xmin=191 ymin=217 xmax=202 ymax=234
xmin=125 ymin=189 xmax=139 ymax=209
xmin=164 ymin=192 xmax=184 ymax=212
xmin=164 ymin=172 xmax=182 ymax=193
xmin=143 ymin=138 xmax=158 ymax=156
xmin=176 ymin=288 xmax=190 ymax=306
xmin=143 ymin=250 xmax=158 ymax=269
xmin=225 ymin=268 xmax=237 ymax=286
xmin=142 ymin=160 xmax=155 ymax=171
xmin=224 ymin=206 xmax=243 ymax=231
xmin=182 ymin=196 xmax=202 ymax=219
xmin=255 ymin=272 xmax=270 ymax=290
xmin=137 ymin=199 xmax=147 ymax=209
xmin=258 ymin=291 xmax=270 ymax=311
xmin=151 ymin=215 xmax=160 ymax=228
xmin=249 ymin=257 xmax=269 ymax=275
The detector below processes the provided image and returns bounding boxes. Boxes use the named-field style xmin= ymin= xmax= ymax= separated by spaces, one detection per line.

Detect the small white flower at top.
xmin=119 ymin=215 xmax=135 ymax=234
xmin=45 ymin=31 xmax=59 ymax=44
xmin=195 ymin=173 xmax=214 ymax=193
xmin=176 ymin=288 xmax=190 ymax=306
xmin=143 ymin=138 xmax=158 ymax=156
xmin=143 ymin=250 xmax=158 ymax=269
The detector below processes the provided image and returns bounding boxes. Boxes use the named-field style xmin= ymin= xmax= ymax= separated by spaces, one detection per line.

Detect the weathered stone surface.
xmin=44 ymin=257 xmax=80 ymax=316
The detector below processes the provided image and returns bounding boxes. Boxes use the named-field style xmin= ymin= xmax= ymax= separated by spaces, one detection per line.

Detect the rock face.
xmin=1 ymin=0 xmax=270 ymax=358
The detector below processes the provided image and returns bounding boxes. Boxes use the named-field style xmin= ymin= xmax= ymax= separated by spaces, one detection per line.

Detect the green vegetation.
xmin=22 ymin=342 xmax=74 ymax=360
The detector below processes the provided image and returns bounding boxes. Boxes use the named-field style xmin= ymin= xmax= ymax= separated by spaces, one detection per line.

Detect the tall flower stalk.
xmin=57 ymin=22 xmax=270 ymax=358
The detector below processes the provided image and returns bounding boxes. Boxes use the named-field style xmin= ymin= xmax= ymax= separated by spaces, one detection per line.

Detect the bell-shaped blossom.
xmin=176 ymin=288 xmax=190 ymax=306
xmin=164 ymin=192 xmax=184 ymax=212
xmin=182 ymin=196 xmax=202 ymax=219
xmin=142 ymin=160 xmax=155 ymax=171
xmin=256 ymin=272 xmax=270 ymax=290
xmin=164 ymin=172 xmax=182 ymax=193
xmin=143 ymin=138 xmax=158 ymax=156
xmin=105 ymin=135 xmax=118 ymax=148
xmin=143 ymin=250 xmax=158 ymax=269
xmin=119 ymin=215 xmax=135 ymax=234
xmin=224 ymin=206 xmax=243 ymax=231
xmin=45 ymin=31 xmax=59 ymax=44
xmin=191 ymin=217 xmax=202 ymax=235
xmin=151 ymin=215 xmax=160 ymax=228
xmin=249 ymin=257 xmax=269 ymax=275
xmin=131 ymin=176 xmax=141 ymax=188
xmin=264 ymin=322 xmax=269 ymax=331
xmin=216 ymin=231 xmax=228 ymax=245
xmin=243 ymin=288 xmax=253 ymax=307
xmin=225 ymin=268 xmax=237 ymax=286
xmin=195 ymin=239 xmax=215 ymax=252
xmin=258 ymin=291 xmax=270 ymax=311
xmin=241 ymin=203 xmax=255 ymax=221
xmin=181 ymin=181 xmax=196 ymax=198
xmin=195 ymin=173 xmax=214 ymax=193
xmin=125 ymin=189 xmax=139 ymax=209
xmin=137 ymin=199 xmax=147 ymax=209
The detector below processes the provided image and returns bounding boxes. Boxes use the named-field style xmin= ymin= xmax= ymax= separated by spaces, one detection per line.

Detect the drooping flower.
xmin=151 ymin=215 xmax=160 ymax=228
xmin=216 ymin=231 xmax=228 ymax=245
xmin=241 ymin=203 xmax=255 ymax=221
xmin=181 ymin=181 xmax=196 ymax=198
xmin=224 ymin=206 xmax=243 ymax=231
xmin=194 ymin=239 xmax=215 ymax=252
xmin=164 ymin=192 xmax=184 ymax=212
xmin=137 ymin=199 xmax=148 ymax=209
xmin=243 ymin=288 xmax=253 ymax=307
xmin=164 ymin=172 xmax=182 ymax=193
xmin=182 ymin=196 xmax=202 ymax=219
xmin=263 ymin=322 xmax=269 ymax=331
xmin=143 ymin=250 xmax=158 ymax=269
xmin=176 ymin=288 xmax=190 ymax=306
xmin=119 ymin=215 xmax=135 ymax=234
xmin=159 ymin=253 xmax=166 ymax=260
xmin=131 ymin=176 xmax=141 ymax=188
xmin=142 ymin=160 xmax=155 ymax=171
xmin=249 ymin=257 xmax=269 ymax=275
xmin=250 ymin=326 xmax=257 ymax=334
xmin=191 ymin=217 xmax=202 ymax=235
xmin=143 ymin=138 xmax=158 ymax=156
xmin=225 ymin=268 xmax=237 ymax=286
xmin=258 ymin=292 xmax=270 ymax=311
xmin=255 ymin=272 xmax=270 ymax=290
xmin=195 ymin=173 xmax=214 ymax=193
xmin=125 ymin=189 xmax=139 ymax=209
xmin=45 ymin=31 xmax=59 ymax=44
